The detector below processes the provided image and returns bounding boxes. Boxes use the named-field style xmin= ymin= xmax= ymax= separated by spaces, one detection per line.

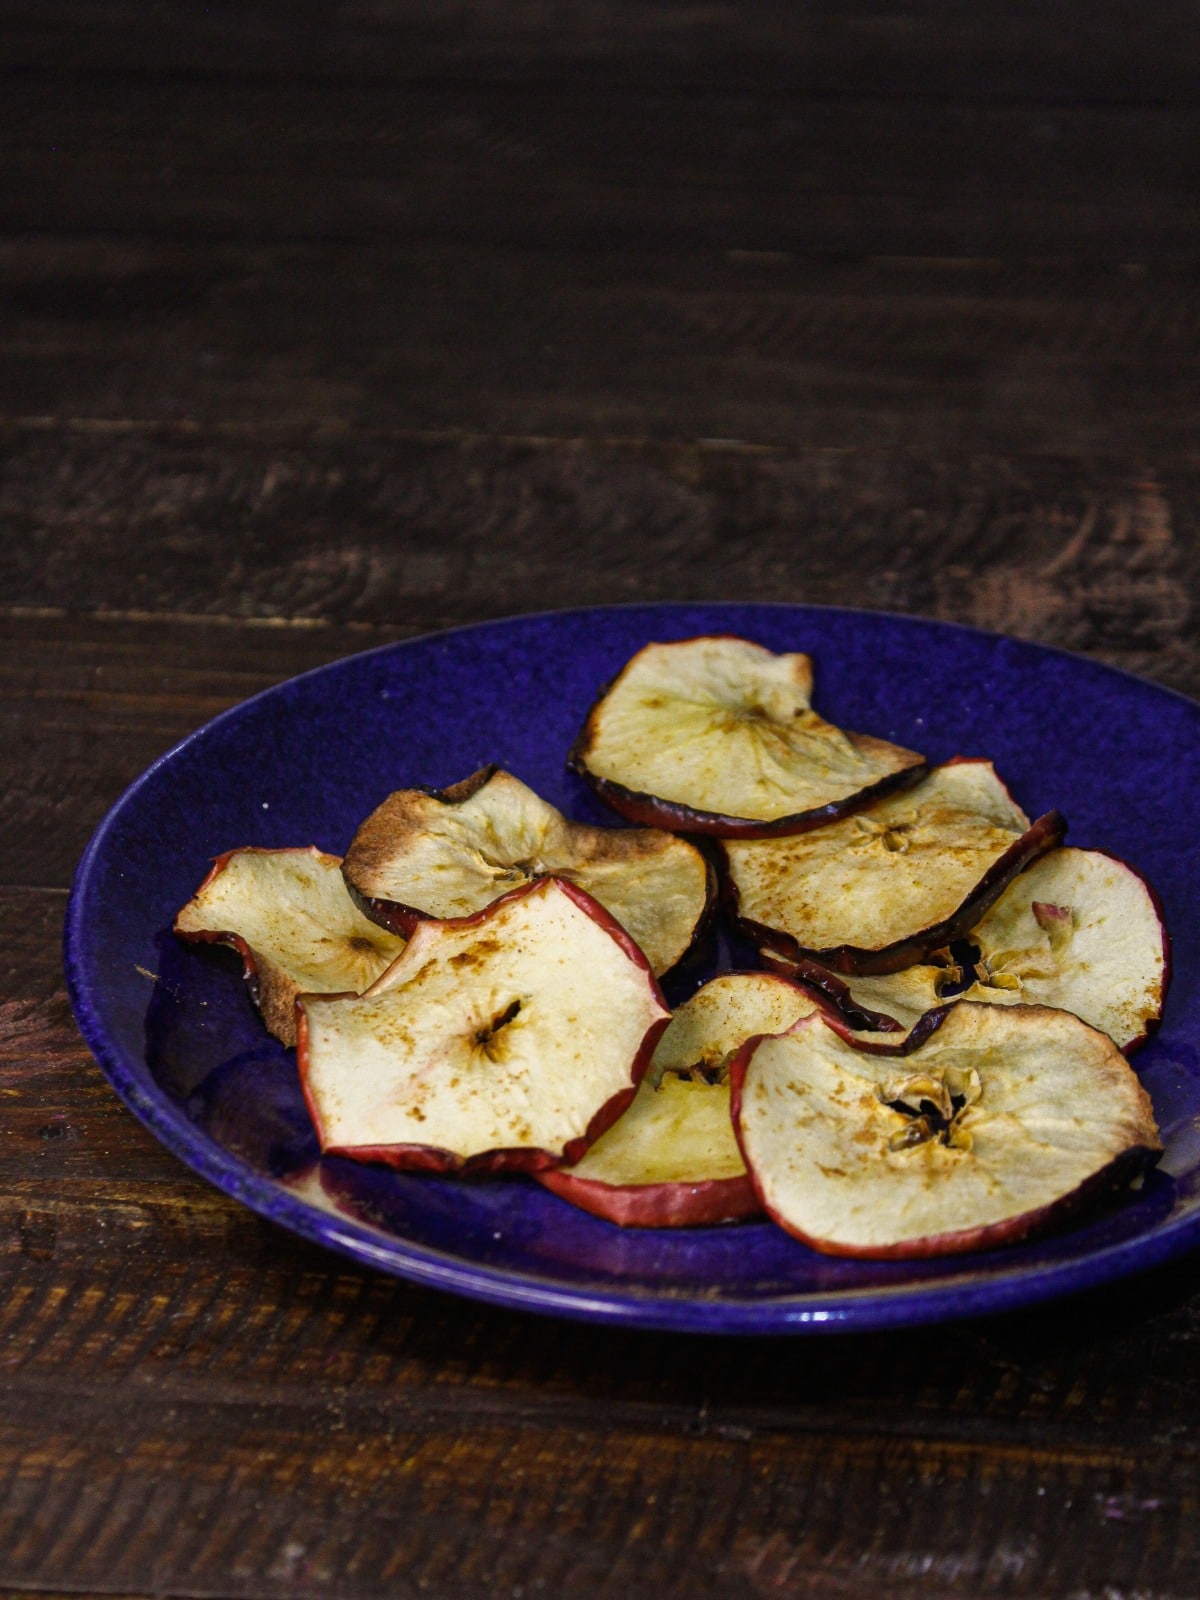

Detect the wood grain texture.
xmin=5 ymin=78 xmax=1200 ymax=261
xmin=3 ymin=442 xmax=1196 ymax=692
xmin=4 ymin=1240 xmax=1200 ymax=1598
xmin=0 ymin=1392 xmax=1195 ymax=1598
xmin=5 ymin=240 xmax=1200 ymax=453
xmin=5 ymin=0 xmax=1200 ymax=97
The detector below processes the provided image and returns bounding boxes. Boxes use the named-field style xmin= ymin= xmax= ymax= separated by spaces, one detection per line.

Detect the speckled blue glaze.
xmin=64 ymin=604 xmax=1200 ymax=1333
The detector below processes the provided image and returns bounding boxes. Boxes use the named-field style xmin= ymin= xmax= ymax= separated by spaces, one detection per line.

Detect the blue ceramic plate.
xmin=65 ymin=605 xmax=1200 ymax=1333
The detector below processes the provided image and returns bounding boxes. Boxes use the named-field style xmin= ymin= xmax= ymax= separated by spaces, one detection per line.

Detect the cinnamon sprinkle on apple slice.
xmin=731 ymin=1002 xmax=1160 ymax=1258
xmin=342 ymin=765 xmax=713 ymax=976
xmin=725 ymin=759 xmax=1065 ymax=973
xmin=297 ymin=877 xmax=670 ymax=1174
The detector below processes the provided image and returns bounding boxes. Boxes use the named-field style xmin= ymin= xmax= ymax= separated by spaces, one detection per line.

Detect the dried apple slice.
xmin=766 ymin=848 xmax=1169 ymax=1052
xmin=297 ymin=877 xmax=670 ymax=1173
xmin=342 ymin=766 xmax=712 ymax=977
xmin=538 ymin=972 xmax=821 ymax=1226
xmin=569 ymin=636 xmax=926 ymax=837
xmin=174 ymin=846 xmax=406 ymax=1046
xmin=731 ymin=1003 xmax=1160 ymax=1259
xmin=725 ymin=759 xmax=1065 ymax=973
xmin=958 ymin=847 xmax=1170 ymax=1053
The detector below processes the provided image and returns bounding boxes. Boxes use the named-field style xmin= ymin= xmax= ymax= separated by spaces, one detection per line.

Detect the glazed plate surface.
xmin=64 ymin=605 xmax=1200 ymax=1332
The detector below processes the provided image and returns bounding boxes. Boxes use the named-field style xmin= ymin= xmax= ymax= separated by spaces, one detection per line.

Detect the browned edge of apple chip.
xmin=568 ymin=747 xmax=929 ymax=839
xmin=351 ymin=864 xmax=719 ymax=974
xmin=431 ymin=765 xmax=503 ymax=804
xmin=174 ymin=845 xmax=342 ymax=1043
xmin=342 ymin=766 xmax=502 ymax=935
xmin=294 ymin=874 xmax=672 ymax=1176
xmin=342 ymin=885 xmax=423 ymax=937
xmin=344 ymin=765 xmax=719 ymax=976
xmin=778 ymin=994 xmax=1044 ymax=1059
xmin=726 ymin=1008 xmax=1161 ymax=1258
xmin=352 ymin=861 xmax=721 ymax=978
xmin=751 ymin=986 xmax=1163 ymax=1063
xmin=537 ymin=1168 xmax=761 ymax=1227
xmin=368 ymin=764 xmax=504 ymax=811
xmin=731 ymin=808 xmax=1067 ymax=975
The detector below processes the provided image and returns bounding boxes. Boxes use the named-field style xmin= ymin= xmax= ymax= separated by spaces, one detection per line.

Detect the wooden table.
xmin=5 ymin=5 xmax=1200 ymax=1594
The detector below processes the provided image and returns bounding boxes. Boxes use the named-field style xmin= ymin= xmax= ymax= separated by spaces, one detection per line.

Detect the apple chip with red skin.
xmin=297 ymin=877 xmax=670 ymax=1174
xmin=174 ymin=847 xmax=406 ymax=1046
xmin=539 ymin=972 xmax=822 ymax=1227
xmin=773 ymin=849 xmax=1170 ymax=1055
xmin=959 ymin=847 xmax=1170 ymax=1053
xmin=725 ymin=759 xmax=1065 ymax=974
xmin=731 ymin=1003 xmax=1160 ymax=1259
xmin=342 ymin=766 xmax=712 ymax=976
xmin=569 ymin=635 xmax=926 ymax=837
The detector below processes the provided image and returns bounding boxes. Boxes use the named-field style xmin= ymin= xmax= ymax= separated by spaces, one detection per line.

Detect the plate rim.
xmin=63 ymin=600 xmax=1200 ymax=1335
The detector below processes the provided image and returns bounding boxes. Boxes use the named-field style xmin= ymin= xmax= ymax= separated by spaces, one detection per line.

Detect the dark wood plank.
xmin=5 ymin=241 xmax=1200 ymax=453
xmin=4 ymin=79 xmax=1200 ymax=260
xmin=0 ymin=1593 xmax=150 ymax=1600
xmin=0 ymin=1384 xmax=1196 ymax=1599
xmin=5 ymin=1172 xmax=1200 ymax=1600
xmin=3 ymin=439 xmax=1197 ymax=687
xmin=0 ymin=894 xmax=277 ymax=1240
xmin=4 ymin=0 xmax=1200 ymax=100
